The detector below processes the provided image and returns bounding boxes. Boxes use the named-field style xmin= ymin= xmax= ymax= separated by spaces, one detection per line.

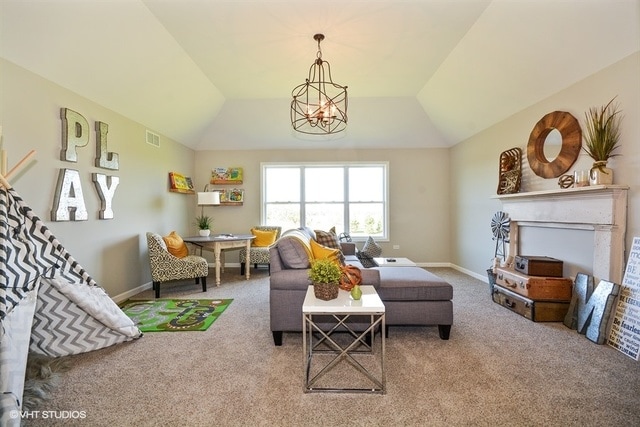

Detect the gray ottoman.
xmin=376 ymin=267 xmax=453 ymax=339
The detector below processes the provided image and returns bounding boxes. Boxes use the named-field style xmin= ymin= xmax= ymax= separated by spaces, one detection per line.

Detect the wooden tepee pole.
xmin=0 ymin=150 xmax=37 ymax=189
xmin=0 ymin=172 xmax=11 ymax=190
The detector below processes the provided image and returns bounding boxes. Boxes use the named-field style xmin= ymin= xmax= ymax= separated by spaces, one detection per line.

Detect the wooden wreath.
xmin=527 ymin=111 xmax=582 ymax=178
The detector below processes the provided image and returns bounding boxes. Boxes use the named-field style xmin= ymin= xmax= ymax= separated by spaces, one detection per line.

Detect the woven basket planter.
xmin=313 ymin=282 xmax=339 ymax=301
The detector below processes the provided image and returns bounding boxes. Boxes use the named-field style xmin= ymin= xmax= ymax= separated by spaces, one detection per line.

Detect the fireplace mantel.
xmin=492 ymin=185 xmax=629 ymax=283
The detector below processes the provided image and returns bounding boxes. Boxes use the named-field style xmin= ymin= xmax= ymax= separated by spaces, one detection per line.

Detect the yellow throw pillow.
xmin=163 ymin=231 xmax=189 ymax=258
xmin=251 ymin=228 xmax=278 ymax=247
xmin=310 ymin=239 xmax=341 ymax=266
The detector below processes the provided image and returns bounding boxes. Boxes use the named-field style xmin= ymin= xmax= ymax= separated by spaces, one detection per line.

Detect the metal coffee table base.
xmin=303 ymin=312 xmax=386 ymax=394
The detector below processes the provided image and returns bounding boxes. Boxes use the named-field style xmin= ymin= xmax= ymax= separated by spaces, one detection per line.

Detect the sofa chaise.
xmin=269 ymin=228 xmax=453 ymax=345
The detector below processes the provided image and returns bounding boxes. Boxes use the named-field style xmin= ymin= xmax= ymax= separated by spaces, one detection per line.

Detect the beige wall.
xmin=0 ymin=59 xmax=197 ymax=298
xmin=193 ymin=148 xmax=451 ymax=265
xmin=2 ymin=51 xmax=637 ymax=300
xmin=450 ymin=52 xmax=639 ymax=280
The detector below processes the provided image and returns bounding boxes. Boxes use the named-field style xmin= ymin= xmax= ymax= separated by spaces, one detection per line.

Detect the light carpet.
xmin=24 ymin=268 xmax=640 ymax=426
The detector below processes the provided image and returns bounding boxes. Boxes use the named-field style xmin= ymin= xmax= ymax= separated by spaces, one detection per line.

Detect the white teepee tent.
xmin=0 ymin=176 xmax=141 ymax=426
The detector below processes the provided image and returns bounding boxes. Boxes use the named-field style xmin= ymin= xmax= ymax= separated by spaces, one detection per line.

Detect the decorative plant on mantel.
xmin=583 ymin=97 xmax=623 ymax=185
xmin=308 ymin=258 xmax=341 ymax=301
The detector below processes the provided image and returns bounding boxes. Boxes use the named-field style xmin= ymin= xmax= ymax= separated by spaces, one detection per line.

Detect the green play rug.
xmin=120 ymin=299 xmax=233 ymax=332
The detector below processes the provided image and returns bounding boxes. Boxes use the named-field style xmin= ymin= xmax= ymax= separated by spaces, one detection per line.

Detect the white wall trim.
xmin=112 ymin=281 xmax=152 ymax=303
xmin=449 ymin=263 xmax=489 ymax=283
xmin=112 ymin=262 xmax=489 ymax=303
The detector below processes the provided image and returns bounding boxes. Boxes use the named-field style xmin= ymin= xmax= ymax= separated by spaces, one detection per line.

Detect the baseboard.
xmin=449 ymin=264 xmax=489 ymax=283
xmin=112 ymin=281 xmax=152 ymax=304
xmin=417 ymin=262 xmax=488 ymax=283
xmin=207 ymin=262 xmax=242 ymax=268
xmin=416 ymin=262 xmax=452 ymax=268
xmin=112 ymin=263 xmax=488 ymax=303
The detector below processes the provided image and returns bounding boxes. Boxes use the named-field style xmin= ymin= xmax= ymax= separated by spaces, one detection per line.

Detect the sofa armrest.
xmin=340 ymin=242 xmax=357 ymax=255
xmin=270 ymin=269 xmax=311 ymax=291
xmin=359 ymin=268 xmax=380 ymax=287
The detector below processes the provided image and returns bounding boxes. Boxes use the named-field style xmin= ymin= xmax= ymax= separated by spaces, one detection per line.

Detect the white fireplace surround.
xmin=493 ymin=185 xmax=629 ymax=284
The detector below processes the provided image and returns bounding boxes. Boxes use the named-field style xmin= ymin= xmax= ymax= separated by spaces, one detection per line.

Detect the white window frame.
xmin=261 ymin=162 xmax=389 ymax=241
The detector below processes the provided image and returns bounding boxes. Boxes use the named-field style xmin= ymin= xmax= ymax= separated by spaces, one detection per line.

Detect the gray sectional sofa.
xmin=269 ymin=228 xmax=454 ymax=346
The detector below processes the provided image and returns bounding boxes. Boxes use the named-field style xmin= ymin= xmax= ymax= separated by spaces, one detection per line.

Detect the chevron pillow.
xmin=361 ymin=236 xmax=382 ymax=258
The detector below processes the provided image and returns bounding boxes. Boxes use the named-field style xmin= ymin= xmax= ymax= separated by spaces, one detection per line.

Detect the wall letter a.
xmin=51 ymin=169 xmax=88 ymax=221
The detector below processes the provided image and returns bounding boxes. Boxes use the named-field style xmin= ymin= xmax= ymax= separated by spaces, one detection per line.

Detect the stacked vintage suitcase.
xmin=492 ymin=256 xmax=573 ymax=321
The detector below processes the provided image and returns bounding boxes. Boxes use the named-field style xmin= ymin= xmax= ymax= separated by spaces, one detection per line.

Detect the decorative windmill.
xmin=491 ymin=211 xmax=510 ymax=261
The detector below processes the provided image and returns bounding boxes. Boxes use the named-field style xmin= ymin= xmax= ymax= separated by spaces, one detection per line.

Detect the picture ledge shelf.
xmin=169 ymin=188 xmax=195 ymax=195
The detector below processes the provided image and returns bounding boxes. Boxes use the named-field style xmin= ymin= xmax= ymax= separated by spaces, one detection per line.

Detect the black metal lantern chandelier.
xmin=291 ymin=34 xmax=348 ymax=135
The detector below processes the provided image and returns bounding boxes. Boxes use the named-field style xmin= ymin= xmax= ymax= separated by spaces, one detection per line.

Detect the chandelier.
xmin=291 ymin=34 xmax=348 ymax=135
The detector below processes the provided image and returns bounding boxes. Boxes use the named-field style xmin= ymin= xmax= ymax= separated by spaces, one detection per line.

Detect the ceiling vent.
xmin=146 ymin=130 xmax=160 ymax=147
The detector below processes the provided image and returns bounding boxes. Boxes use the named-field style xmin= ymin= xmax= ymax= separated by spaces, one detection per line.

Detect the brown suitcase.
xmin=492 ymin=285 xmax=570 ymax=322
xmin=514 ymin=255 xmax=563 ymax=277
xmin=495 ymin=267 xmax=572 ymax=301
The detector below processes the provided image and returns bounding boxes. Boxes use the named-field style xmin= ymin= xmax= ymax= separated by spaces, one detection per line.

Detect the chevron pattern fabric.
xmin=30 ymin=279 xmax=139 ymax=357
xmin=1 ymin=186 xmax=141 ymax=424
xmin=0 ymin=283 xmax=39 ymax=426
xmin=1 ymin=187 xmax=96 ymax=321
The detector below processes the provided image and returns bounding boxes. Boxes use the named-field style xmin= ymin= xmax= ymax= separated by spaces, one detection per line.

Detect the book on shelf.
xmin=211 ymin=167 xmax=243 ymax=184
xmin=220 ymin=188 xmax=244 ymax=203
xmin=169 ymin=172 xmax=193 ymax=192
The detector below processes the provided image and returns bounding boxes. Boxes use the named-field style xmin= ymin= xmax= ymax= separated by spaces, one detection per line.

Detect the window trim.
xmin=261 ymin=161 xmax=389 ymax=241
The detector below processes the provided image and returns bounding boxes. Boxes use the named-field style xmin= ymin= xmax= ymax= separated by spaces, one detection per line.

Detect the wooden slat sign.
xmin=608 ymin=236 xmax=640 ymax=360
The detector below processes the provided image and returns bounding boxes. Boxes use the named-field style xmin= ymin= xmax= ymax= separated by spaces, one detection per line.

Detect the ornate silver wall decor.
xmin=564 ymin=273 xmax=620 ymax=344
xmin=55 ymin=108 xmax=121 ymax=221
xmin=60 ymin=108 xmax=89 ymax=162
xmin=94 ymin=121 xmax=119 ymax=170
xmin=92 ymin=173 xmax=120 ymax=219
xmin=51 ymin=169 xmax=88 ymax=221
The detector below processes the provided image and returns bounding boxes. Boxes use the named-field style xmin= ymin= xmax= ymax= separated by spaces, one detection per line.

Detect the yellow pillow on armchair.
xmin=163 ymin=231 xmax=189 ymax=258
xmin=251 ymin=228 xmax=278 ymax=247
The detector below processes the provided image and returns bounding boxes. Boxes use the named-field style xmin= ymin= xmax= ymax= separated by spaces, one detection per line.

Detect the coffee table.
xmin=373 ymin=257 xmax=416 ymax=267
xmin=302 ymin=285 xmax=386 ymax=393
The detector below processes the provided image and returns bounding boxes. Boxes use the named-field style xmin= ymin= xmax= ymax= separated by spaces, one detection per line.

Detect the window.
xmin=262 ymin=163 xmax=388 ymax=240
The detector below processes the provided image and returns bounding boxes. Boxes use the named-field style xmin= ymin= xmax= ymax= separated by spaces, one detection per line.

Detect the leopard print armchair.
xmin=146 ymin=232 xmax=209 ymax=298
xmin=239 ymin=226 xmax=282 ymax=275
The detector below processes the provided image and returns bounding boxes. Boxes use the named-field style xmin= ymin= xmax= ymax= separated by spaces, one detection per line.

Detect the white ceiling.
xmin=1 ymin=0 xmax=639 ymax=151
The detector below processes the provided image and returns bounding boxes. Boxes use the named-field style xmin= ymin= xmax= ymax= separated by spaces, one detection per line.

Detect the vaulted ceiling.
xmin=1 ymin=0 xmax=638 ymax=151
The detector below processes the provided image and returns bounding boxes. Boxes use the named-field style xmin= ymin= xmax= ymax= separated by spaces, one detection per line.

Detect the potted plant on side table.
xmin=195 ymin=215 xmax=213 ymax=237
xmin=583 ymin=97 xmax=623 ymax=185
xmin=309 ymin=258 xmax=341 ymax=301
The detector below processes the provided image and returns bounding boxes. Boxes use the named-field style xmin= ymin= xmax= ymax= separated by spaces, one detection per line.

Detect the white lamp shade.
xmin=197 ymin=191 xmax=220 ymax=205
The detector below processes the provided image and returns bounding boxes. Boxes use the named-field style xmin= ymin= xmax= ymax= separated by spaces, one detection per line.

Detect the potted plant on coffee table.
xmin=308 ymin=258 xmax=341 ymax=301
xmin=583 ymin=96 xmax=623 ymax=185
xmin=195 ymin=214 xmax=213 ymax=237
